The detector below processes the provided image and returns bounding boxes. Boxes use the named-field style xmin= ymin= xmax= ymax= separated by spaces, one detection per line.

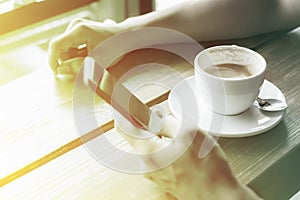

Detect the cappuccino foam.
xmin=204 ymin=63 xmax=252 ymax=78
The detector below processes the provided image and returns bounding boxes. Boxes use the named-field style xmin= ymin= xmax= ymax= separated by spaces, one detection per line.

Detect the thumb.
xmin=116 ymin=112 xmax=199 ymax=171
xmin=56 ymin=57 xmax=85 ymax=75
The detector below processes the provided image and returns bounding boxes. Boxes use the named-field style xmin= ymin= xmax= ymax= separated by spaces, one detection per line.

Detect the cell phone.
xmin=83 ymin=56 xmax=163 ymax=133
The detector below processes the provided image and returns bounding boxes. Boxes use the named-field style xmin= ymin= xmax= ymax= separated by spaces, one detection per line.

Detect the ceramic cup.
xmin=194 ymin=45 xmax=266 ymax=115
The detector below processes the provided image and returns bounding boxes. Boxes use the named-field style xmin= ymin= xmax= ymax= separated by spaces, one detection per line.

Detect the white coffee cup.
xmin=194 ymin=45 xmax=266 ymax=115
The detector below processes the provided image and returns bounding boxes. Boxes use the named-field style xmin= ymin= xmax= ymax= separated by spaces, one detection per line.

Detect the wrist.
xmin=117 ymin=16 xmax=142 ymax=32
xmin=117 ymin=10 xmax=158 ymax=32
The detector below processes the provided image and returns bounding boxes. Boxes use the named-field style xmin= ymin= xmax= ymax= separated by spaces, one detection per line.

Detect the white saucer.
xmin=168 ymin=76 xmax=286 ymax=138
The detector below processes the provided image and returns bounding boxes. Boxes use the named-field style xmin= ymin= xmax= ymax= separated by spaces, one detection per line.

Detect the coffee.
xmin=195 ymin=45 xmax=266 ymax=115
xmin=204 ymin=63 xmax=252 ymax=78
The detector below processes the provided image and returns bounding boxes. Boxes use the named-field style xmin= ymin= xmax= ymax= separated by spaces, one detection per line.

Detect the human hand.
xmin=118 ymin=114 xmax=262 ymax=200
xmin=48 ymin=18 xmax=120 ymax=75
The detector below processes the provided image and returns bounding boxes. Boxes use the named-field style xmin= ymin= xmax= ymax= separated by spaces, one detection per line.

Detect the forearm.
xmin=118 ymin=0 xmax=300 ymax=41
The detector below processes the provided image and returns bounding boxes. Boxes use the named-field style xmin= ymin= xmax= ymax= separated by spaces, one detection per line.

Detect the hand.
xmin=118 ymin=114 xmax=262 ymax=200
xmin=48 ymin=18 xmax=120 ymax=75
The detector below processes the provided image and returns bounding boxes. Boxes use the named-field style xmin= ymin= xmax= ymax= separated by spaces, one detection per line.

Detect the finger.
xmin=49 ymin=18 xmax=117 ymax=74
xmin=140 ymin=115 xmax=214 ymax=169
xmin=159 ymin=113 xmax=201 ymax=154
xmin=133 ymin=115 xmax=184 ymax=168
xmin=117 ymin=126 xmax=169 ymax=154
xmin=134 ymin=114 xmax=179 ymax=153
xmin=67 ymin=18 xmax=116 ymax=33
xmin=48 ymin=31 xmax=87 ymax=73
xmin=56 ymin=57 xmax=85 ymax=75
xmin=48 ymin=39 xmax=60 ymax=74
xmin=119 ymin=114 xmax=184 ymax=154
xmin=103 ymin=18 xmax=117 ymax=25
xmin=57 ymin=66 xmax=73 ymax=75
xmin=66 ymin=18 xmax=86 ymax=32
xmin=116 ymin=112 xmax=189 ymax=170
xmin=157 ymin=114 xmax=181 ymax=139
xmin=61 ymin=46 xmax=88 ymax=61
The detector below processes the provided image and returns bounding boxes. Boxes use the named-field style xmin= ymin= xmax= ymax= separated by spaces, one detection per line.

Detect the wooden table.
xmin=0 ymin=25 xmax=299 ymax=200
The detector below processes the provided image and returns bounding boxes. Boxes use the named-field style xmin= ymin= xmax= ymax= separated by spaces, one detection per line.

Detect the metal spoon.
xmin=255 ymin=97 xmax=287 ymax=111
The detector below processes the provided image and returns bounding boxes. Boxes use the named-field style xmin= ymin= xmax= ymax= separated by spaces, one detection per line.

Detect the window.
xmin=0 ymin=0 xmax=154 ymax=35
xmin=0 ymin=0 xmax=154 ymax=85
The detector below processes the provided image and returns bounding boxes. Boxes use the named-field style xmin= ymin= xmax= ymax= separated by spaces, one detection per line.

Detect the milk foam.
xmin=204 ymin=63 xmax=252 ymax=78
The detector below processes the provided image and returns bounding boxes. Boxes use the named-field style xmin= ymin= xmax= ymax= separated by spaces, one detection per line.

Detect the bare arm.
xmin=119 ymin=0 xmax=300 ymax=41
xmin=48 ymin=0 xmax=300 ymax=73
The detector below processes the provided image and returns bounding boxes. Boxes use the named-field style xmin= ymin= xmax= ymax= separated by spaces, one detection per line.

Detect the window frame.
xmin=0 ymin=0 xmax=154 ymax=35
xmin=0 ymin=0 xmax=98 ymax=35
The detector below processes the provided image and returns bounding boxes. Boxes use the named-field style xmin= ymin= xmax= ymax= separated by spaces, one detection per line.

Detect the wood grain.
xmin=0 ymin=49 xmax=193 ymax=186
xmin=0 ymin=144 xmax=168 ymax=200
xmin=0 ymin=26 xmax=299 ymax=200
xmin=219 ymin=27 xmax=300 ymax=199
